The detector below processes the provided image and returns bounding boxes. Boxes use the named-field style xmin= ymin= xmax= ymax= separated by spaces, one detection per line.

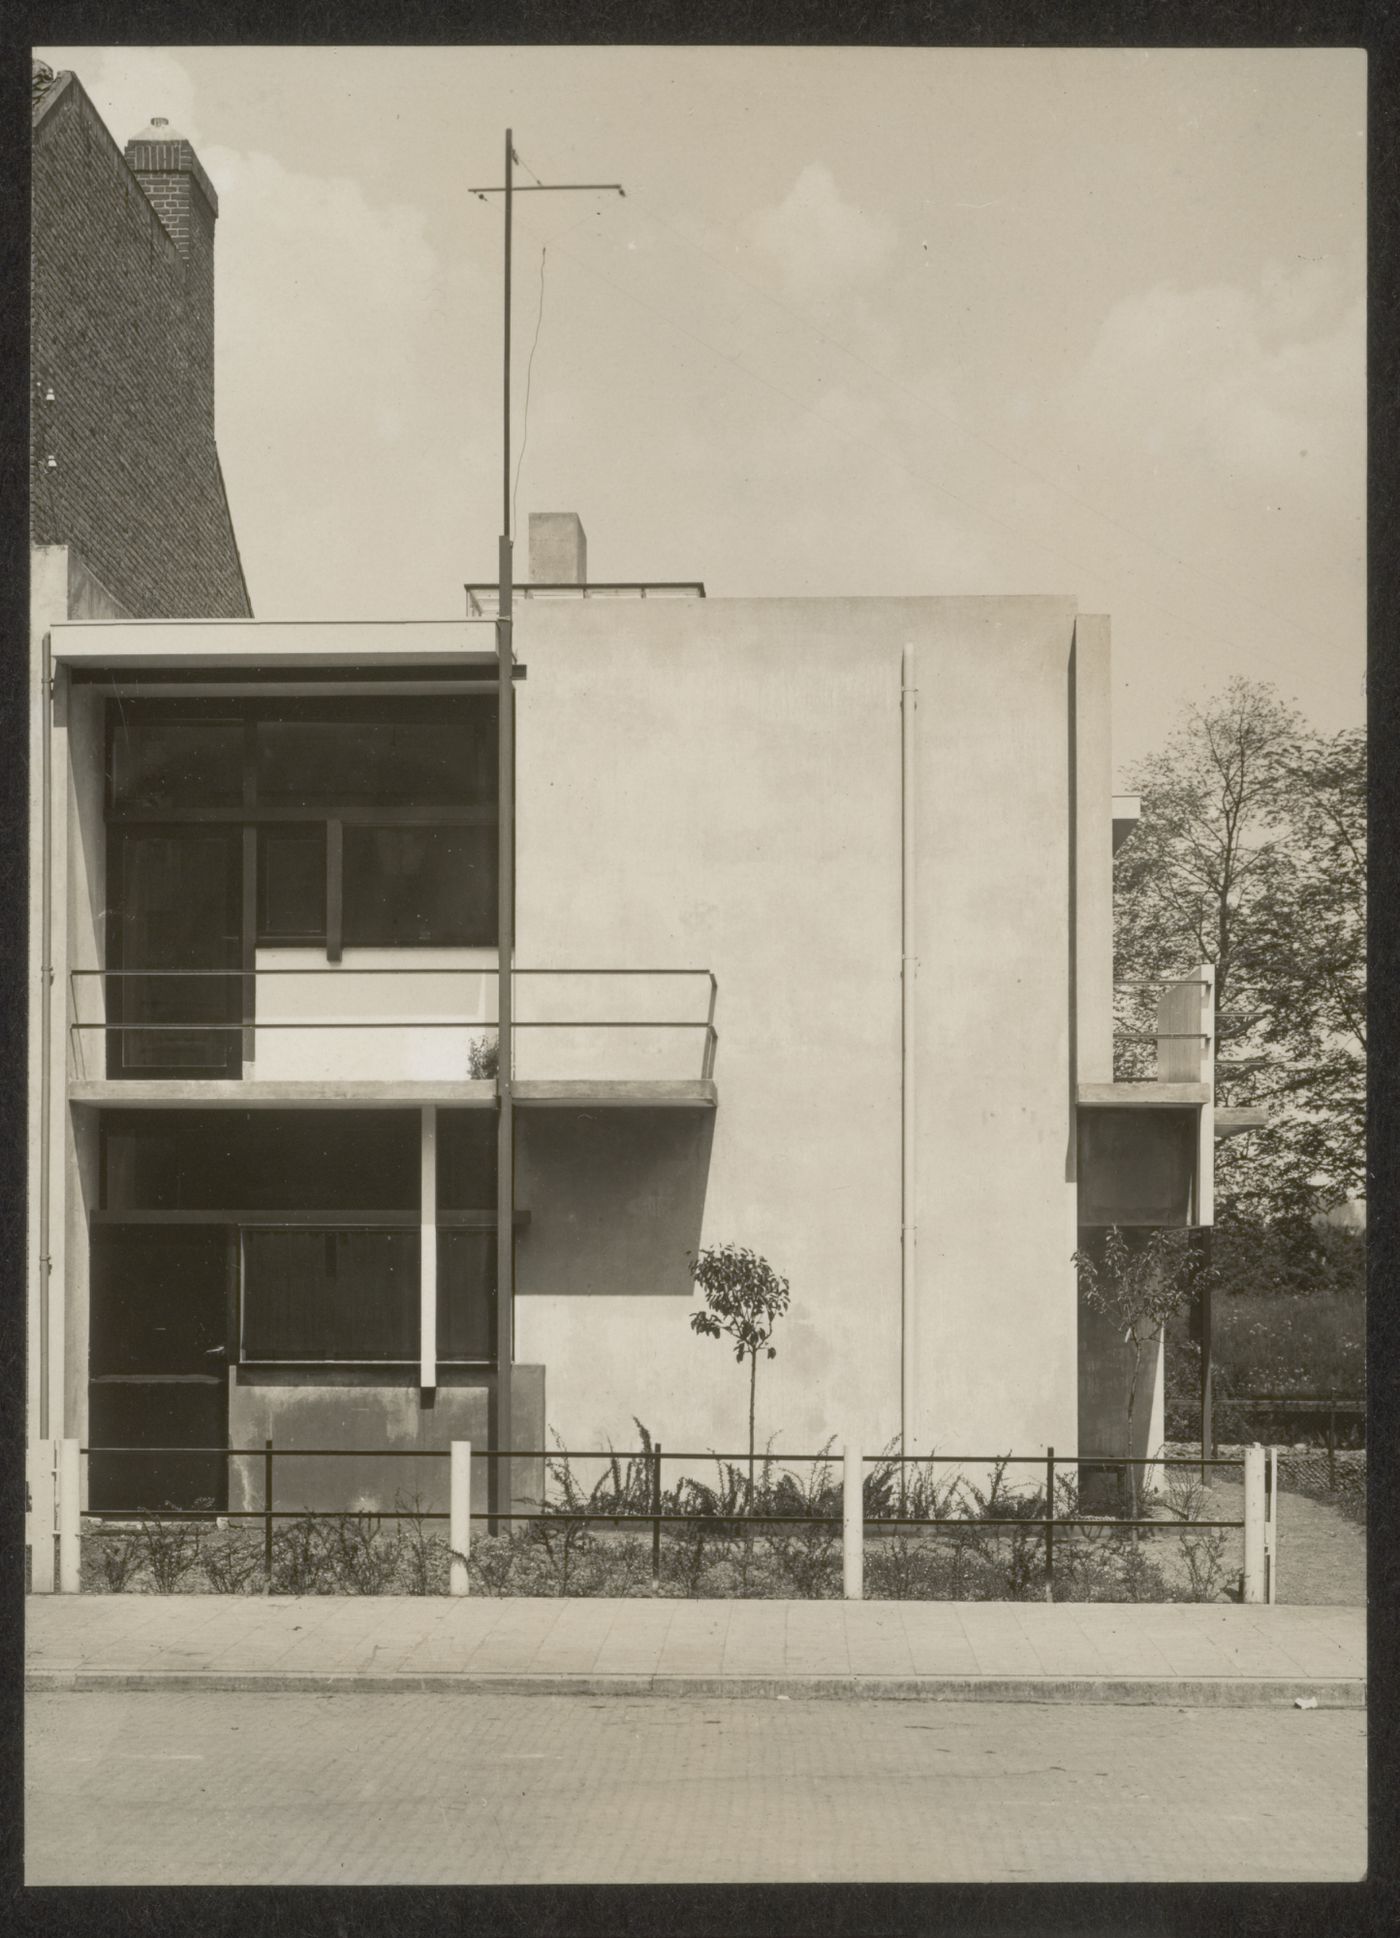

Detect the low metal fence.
xmin=28 ymin=1436 xmax=1276 ymax=1602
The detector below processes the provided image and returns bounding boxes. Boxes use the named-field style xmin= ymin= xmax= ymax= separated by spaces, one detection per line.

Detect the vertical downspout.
xmin=901 ymin=645 xmax=917 ymax=1455
xmin=38 ymin=630 xmax=53 ymax=1440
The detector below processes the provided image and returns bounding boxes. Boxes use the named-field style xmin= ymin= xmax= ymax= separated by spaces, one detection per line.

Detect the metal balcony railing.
xmin=67 ymin=965 xmax=719 ymax=1084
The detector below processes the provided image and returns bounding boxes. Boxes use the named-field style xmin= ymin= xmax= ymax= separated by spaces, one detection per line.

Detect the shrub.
xmin=86 ymin=1526 xmax=142 ymax=1593
xmin=137 ymin=1511 xmax=203 ymax=1593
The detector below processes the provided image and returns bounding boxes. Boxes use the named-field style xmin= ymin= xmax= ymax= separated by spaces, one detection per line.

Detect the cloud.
xmin=745 ymin=163 xmax=896 ymax=303
xmin=39 ymin=45 xmax=200 ymax=144
xmin=1064 ymin=263 xmax=1363 ymax=490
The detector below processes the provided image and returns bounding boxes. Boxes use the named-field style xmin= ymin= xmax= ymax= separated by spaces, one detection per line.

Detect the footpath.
xmin=26 ymin=1594 xmax=1365 ymax=1707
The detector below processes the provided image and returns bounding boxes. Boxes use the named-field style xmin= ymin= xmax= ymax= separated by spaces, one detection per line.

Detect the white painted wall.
xmin=512 ymin=594 xmax=1083 ymax=1465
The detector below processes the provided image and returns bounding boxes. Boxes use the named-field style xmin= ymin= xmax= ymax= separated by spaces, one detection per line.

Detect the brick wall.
xmin=31 ymin=74 xmax=251 ymax=618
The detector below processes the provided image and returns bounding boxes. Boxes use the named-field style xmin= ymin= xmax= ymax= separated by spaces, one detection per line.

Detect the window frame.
xmin=105 ymin=696 xmax=501 ymax=974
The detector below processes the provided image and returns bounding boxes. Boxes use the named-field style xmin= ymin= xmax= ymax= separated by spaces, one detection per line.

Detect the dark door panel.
xmin=88 ymin=1223 xmax=231 ymax=1513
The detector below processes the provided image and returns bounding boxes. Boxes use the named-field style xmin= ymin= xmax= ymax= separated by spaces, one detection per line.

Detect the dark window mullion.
xmin=326 ymin=818 xmax=343 ymax=963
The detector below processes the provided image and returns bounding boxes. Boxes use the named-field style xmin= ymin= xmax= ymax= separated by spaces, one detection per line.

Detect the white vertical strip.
xmin=449 ymin=1440 xmax=471 ymax=1595
xmin=901 ymin=645 xmax=918 ymax=1459
xmin=27 ymin=1440 xmax=56 ymax=1594
xmin=58 ymin=1437 xmax=81 ymax=1593
xmin=1243 ymin=1443 xmax=1266 ymax=1603
xmin=843 ymin=1439 xmax=863 ymax=1601
xmin=1196 ymin=963 xmax=1215 ymax=1226
xmin=420 ymin=1106 xmax=437 ymax=1390
xmin=47 ymin=667 xmax=70 ymax=1444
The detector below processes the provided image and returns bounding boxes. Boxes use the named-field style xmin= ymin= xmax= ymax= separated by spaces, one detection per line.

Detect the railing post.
xmin=263 ymin=1439 xmax=275 ymax=1591
xmin=58 ymin=1438 xmax=81 ymax=1593
xmin=843 ymin=1438 xmax=863 ymax=1601
xmin=28 ymin=1440 xmax=56 ymax=1594
xmin=1044 ymin=1445 xmax=1055 ymax=1601
xmin=450 ymin=1440 xmax=471 ymax=1596
xmin=1243 ymin=1442 xmax=1266 ymax=1603
xmin=651 ymin=1442 xmax=663 ymax=1583
xmin=1265 ymin=1445 xmax=1278 ymax=1606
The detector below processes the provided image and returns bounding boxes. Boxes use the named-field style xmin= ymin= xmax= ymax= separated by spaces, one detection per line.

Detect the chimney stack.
xmin=124 ymin=117 xmax=220 ymax=262
xmin=124 ymin=116 xmax=220 ymax=429
xmin=528 ymin=512 xmax=587 ymax=586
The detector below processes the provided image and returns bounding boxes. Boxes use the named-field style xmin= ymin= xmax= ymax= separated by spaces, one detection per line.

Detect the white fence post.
xmin=843 ymin=1439 xmax=863 ymax=1601
xmin=449 ymin=1440 xmax=471 ymax=1596
xmin=58 ymin=1438 xmax=81 ymax=1593
xmin=1243 ymin=1442 xmax=1266 ymax=1604
xmin=1265 ymin=1444 xmax=1278 ymax=1605
xmin=27 ymin=1440 xmax=56 ymax=1594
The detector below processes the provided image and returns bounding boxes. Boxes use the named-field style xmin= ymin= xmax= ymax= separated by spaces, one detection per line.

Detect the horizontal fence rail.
xmin=52 ymin=1438 xmax=1265 ymax=1600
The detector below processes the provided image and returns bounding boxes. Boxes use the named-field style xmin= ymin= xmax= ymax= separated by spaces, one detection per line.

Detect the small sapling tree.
xmin=1073 ymin=1226 xmax=1210 ymax=1520
xmin=688 ymin=1243 xmax=790 ymax=1508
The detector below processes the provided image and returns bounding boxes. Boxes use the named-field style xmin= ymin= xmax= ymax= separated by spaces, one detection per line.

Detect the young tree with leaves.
xmin=689 ymin=1243 xmax=790 ymax=1506
xmin=1074 ymin=1227 xmax=1210 ymax=1518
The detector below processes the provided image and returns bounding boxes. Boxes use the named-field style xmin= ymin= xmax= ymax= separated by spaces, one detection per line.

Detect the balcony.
xmin=68 ymin=966 xmax=719 ymax=1110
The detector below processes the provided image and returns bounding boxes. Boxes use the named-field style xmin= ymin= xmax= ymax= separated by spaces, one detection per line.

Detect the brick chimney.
xmin=528 ymin=512 xmax=587 ymax=586
xmin=124 ymin=117 xmax=219 ymax=424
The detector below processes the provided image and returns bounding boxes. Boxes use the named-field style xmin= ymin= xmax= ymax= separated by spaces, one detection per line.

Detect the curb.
xmin=25 ymin=1669 xmax=1366 ymax=1708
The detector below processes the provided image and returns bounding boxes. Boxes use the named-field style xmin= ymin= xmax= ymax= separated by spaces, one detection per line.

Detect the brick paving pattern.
xmin=25 ymin=1690 xmax=1366 ymax=1884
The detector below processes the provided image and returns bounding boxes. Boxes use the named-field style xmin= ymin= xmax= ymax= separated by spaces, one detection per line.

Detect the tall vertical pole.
xmin=493 ymin=129 xmax=516 ymax=1529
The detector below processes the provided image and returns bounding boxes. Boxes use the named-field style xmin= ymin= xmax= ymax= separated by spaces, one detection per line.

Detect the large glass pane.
xmin=102 ymin=1110 xmax=421 ymax=1212
xmin=256 ymin=705 xmax=496 ymax=809
xmin=343 ymin=824 xmax=497 ymax=947
xmin=257 ymin=825 xmax=326 ymax=942
xmin=437 ymin=1111 xmax=497 ymax=1210
xmin=438 ymin=1229 xmax=496 ymax=1361
xmin=113 ymin=829 xmax=242 ymax=1075
xmin=242 ymin=1227 xmax=419 ymax=1361
xmin=109 ymin=708 xmax=243 ymax=812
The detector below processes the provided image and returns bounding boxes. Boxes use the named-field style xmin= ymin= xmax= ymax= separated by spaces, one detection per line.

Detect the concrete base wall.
xmin=227 ymin=1366 xmax=545 ymax=1517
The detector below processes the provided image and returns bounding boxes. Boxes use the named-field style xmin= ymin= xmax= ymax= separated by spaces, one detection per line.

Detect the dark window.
xmin=438 ymin=1230 xmax=496 ymax=1361
xmin=109 ymin=713 xmax=243 ymax=812
xmin=1076 ymin=1108 xmax=1197 ymax=1227
xmin=343 ymin=825 xmax=497 ymax=947
xmin=437 ymin=1110 xmax=498 ymax=1210
xmin=110 ymin=828 xmax=242 ymax=1076
xmin=102 ymin=1110 xmax=420 ymax=1212
xmin=241 ymin=1227 xmax=419 ymax=1361
xmin=256 ymin=708 xmax=496 ymax=809
xmin=257 ymin=826 xmax=326 ymax=943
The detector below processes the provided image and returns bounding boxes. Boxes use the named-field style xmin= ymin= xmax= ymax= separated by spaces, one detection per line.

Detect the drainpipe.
xmin=37 ymin=629 xmax=53 ymax=1440
xmin=901 ymin=645 xmax=918 ymax=1456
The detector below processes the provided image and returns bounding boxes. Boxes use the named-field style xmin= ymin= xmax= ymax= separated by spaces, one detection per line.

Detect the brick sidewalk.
xmin=26 ymin=1595 xmax=1365 ymax=1705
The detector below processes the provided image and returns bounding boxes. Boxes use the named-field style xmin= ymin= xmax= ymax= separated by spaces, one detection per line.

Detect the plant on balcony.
xmin=1073 ymin=1225 xmax=1211 ymax=1521
xmin=468 ymin=1033 xmax=499 ymax=1079
xmin=688 ymin=1242 xmax=791 ymax=1510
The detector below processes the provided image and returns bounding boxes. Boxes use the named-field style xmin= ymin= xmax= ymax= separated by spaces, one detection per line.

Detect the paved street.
xmin=26 ymin=1690 xmax=1365 ymax=1885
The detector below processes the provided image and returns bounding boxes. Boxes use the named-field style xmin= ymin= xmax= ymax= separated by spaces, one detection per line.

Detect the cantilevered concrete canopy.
xmin=68 ymin=1078 xmax=717 ymax=1110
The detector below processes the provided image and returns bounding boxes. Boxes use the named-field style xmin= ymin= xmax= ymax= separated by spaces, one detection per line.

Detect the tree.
xmin=688 ymin=1243 xmax=790 ymax=1505
xmin=1114 ymin=682 xmax=1366 ymax=1233
xmin=1073 ymin=1227 xmax=1210 ymax=1518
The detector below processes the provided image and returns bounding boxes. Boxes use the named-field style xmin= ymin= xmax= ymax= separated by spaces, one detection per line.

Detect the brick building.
xmin=31 ymin=60 xmax=250 ymax=621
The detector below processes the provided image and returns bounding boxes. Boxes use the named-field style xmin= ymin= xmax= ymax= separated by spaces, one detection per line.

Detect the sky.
xmin=39 ymin=44 xmax=1365 ymax=778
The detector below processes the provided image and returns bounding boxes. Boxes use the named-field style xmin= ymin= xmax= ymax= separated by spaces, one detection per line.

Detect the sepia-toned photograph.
xmin=23 ymin=42 xmax=1366 ymax=1890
